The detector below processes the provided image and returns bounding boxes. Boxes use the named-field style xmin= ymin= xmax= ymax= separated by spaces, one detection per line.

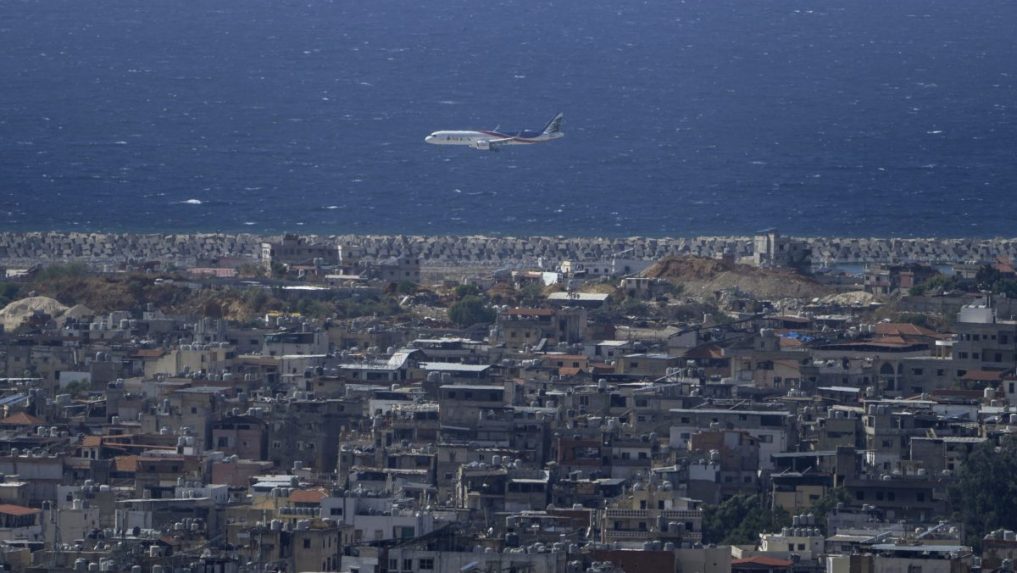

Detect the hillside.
xmin=642 ymin=256 xmax=832 ymax=300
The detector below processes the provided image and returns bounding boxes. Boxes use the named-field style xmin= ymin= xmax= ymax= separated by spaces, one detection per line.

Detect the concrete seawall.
xmin=2 ymin=232 xmax=1017 ymax=268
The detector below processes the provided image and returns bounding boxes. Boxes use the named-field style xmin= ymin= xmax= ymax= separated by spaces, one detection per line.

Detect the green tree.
xmin=519 ymin=283 xmax=546 ymax=307
xmin=270 ymin=261 xmax=287 ymax=278
xmin=62 ymin=380 xmax=92 ymax=397
xmin=448 ymin=295 xmax=496 ymax=327
xmin=396 ymin=280 xmax=418 ymax=295
xmin=454 ymin=283 xmax=481 ymax=300
xmin=911 ymin=273 xmax=963 ymax=296
xmin=950 ymin=440 xmax=1017 ymax=549
xmin=975 ymin=265 xmax=1002 ymax=291
xmin=621 ymin=297 xmax=649 ymax=316
xmin=0 ymin=283 xmax=20 ymax=307
xmin=701 ymin=494 xmax=791 ymax=545
xmin=809 ymin=488 xmax=852 ymax=534
xmin=33 ymin=262 xmax=89 ymax=281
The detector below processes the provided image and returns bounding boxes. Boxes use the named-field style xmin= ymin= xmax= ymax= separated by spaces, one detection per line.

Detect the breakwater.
xmin=2 ymin=232 xmax=1017 ymax=268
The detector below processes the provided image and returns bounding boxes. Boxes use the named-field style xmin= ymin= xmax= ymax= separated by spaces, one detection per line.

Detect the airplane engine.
xmin=471 ymin=140 xmax=491 ymax=151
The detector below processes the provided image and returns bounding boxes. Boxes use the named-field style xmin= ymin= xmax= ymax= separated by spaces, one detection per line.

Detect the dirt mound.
xmin=819 ymin=290 xmax=879 ymax=306
xmin=643 ymin=256 xmax=831 ymax=300
xmin=643 ymin=256 xmax=737 ymax=281
xmin=0 ymin=296 xmax=68 ymax=331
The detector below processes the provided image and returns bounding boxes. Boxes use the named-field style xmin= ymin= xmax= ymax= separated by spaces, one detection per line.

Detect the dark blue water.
xmin=2 ymin=0 xmax=1016 ymax=237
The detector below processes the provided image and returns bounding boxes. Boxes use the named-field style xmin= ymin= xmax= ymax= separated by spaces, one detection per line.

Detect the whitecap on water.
xmin=182 ymin=199 xmax=202 ymax=205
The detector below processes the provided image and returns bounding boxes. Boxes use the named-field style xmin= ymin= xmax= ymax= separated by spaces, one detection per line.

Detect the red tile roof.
xmin=779 ymin=337 xmax=804 ymax=349
xmin=874 ymin=323 xmax=943 ymax=338
xmin=114 ymin=455 xmax=139 ymax=473
xmin=0 ymin=412 xmax=45 ymax=426
xmin=0 ymin=504 xmax=40 ymax=516
xmin=732 ymin=556 xmax=794 ymax=568
xmin=961 ymin=369 xmax=1009 ymax=382
xmin=289 ymin=487 xmax=328 ymax=504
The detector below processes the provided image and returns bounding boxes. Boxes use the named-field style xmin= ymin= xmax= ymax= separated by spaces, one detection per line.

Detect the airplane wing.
xmin=471 ymin=138 xmax=513 ymax=151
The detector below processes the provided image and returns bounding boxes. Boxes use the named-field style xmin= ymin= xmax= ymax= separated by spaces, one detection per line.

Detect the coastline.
xmin=2 ymin=231 xmax=1017 ymax=269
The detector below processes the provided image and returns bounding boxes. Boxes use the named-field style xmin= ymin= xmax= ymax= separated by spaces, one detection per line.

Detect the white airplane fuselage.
xmin=424 ymin=113 xmax=564 ymax=151
xmin=424 ymin=130 xmax=561 ymax=147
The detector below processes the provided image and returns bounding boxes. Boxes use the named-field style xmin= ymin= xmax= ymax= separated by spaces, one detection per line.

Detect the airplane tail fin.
xmin=542 ymin=113 xmax=564 ymax=136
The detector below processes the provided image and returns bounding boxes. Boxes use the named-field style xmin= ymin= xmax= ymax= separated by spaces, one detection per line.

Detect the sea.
xmin=1 ymin=0 xmax=1016 ymax=238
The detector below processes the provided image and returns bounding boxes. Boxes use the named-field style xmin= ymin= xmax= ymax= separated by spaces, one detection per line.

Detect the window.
xmin=419 ymin=560 xmax=434 ymax=570
xmin=403 ymin=560 xmax=413 ymax=571
xmin=303 ymin=539 xmax=311 ymax=549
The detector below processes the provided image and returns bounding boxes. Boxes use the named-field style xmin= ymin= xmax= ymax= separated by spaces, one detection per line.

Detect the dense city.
xmin=1 ymin=231 xmax=1017 ymax=573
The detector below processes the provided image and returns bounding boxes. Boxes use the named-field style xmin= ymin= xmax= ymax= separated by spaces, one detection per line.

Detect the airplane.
xmin=425 ymin=113 xmax=564 ymax=151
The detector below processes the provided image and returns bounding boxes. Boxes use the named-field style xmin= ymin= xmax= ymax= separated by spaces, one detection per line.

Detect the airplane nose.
xmin=425 ymin=134 xmax=434 ymax=143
